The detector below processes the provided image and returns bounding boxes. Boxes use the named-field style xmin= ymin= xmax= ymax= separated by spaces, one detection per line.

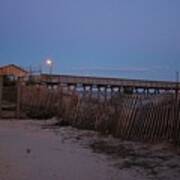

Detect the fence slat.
xmin=0 ymin=76 xmax=3 ymax=118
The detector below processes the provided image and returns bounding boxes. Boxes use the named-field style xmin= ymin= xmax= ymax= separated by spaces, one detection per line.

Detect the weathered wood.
xmin=143 ymin=103 xmax=152 ymax=141
xmin=153 ymin=102 xmax=161 ymax=141
xmin=114 ymin=98 xmax=124 ymax=137
xmin=125 ymin=96 xmax=138 ymax=139
xmin=18 ymin=84 xmax=180 ymax=144
xmin=16 ymin=79 xmax=21 ymax=119
xmin=174 ymin=98 xmax=179 ymax=144
xmin=40 ymin=74 xmax=179 ymax=92
xmin=122 ymin=96 xmax=131 ymax=138
xmin=0 ymin=76 xmax=3 ymax=118
xmin=151 ymin=99 xmax=159 ymax=142
xmin=149 ymin=102 xmax=158 ymax=142
xmin=136 ymin=99 xmax=146 ymax=140
xmin=141 ymin=103 xmax=151 ymax=140
xmin=122 ymin=97 xmax=130 ymax=137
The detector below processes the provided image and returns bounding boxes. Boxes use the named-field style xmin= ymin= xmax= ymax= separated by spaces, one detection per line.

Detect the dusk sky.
xmin=0 ymin=0 xmax=180 ymax=81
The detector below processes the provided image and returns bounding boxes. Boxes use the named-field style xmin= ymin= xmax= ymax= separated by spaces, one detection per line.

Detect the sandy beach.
xmin=0 ymin=120 xmax=141 ymax=180
xmin=0 ymin=120 xmax=180 ymax=180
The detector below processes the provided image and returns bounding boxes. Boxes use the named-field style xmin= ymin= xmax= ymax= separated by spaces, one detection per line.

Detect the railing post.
xmin=0 ymin=76 xmax=3 ymax=118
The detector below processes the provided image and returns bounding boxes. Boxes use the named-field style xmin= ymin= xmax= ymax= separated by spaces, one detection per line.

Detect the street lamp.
xmin=46 ymin=59 xmax=53 ymax=75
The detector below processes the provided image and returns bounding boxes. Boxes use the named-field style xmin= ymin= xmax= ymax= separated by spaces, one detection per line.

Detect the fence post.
xmin=16 ymin=78 xmax=21 ymax=119
xmin=0 ymin=76 xmax=3 ymax=118
xmin=174 ymin=71 xmax=179 ymax=145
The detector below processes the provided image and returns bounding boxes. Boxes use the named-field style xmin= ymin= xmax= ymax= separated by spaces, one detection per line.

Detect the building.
xmin=0 ymin=64 xmax=28 ymax=79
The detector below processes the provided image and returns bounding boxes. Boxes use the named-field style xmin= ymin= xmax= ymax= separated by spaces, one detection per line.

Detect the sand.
xmin=0 ymin=120 xmax=179 ymax=180
xmin=0 ymin=120 xmax=145 ymax=180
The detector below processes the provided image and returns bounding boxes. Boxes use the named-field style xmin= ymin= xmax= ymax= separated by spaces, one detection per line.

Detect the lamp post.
xmin=46 ymin=59 xmax=53 ymax=75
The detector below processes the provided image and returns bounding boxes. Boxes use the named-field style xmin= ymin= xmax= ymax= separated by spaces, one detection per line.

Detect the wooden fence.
xmin=0 ymin=76 xmax=3 ymax=118
xmin=0 ymin=80 xmax=179 ymax=143
xmin=18 ymin=84 xmax=180 ymax=143
xmin=0 ymin=76 xmax=18 ymax=118
xmin=111 ymin=94 xmax=179 ymax=143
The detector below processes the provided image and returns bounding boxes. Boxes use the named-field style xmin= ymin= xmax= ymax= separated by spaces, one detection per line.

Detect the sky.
xmin=0 ymin=0 xmax=180 ymax=81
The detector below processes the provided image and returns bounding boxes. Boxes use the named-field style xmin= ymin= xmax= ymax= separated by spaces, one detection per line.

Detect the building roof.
xmin=0 ymin=64 xmax=28 ymax=78
xmin=0 ymin=64 xmax=28 ymax=73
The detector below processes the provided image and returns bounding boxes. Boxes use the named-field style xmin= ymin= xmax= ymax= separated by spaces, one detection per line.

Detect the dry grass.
xmin=19 ymin=85 xmax=180 ymax=143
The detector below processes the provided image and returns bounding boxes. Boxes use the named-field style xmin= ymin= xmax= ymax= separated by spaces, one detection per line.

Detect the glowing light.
xmin=46 ymin=59 xmax=53 ymax=66
xmin=45 ymin=58 xmax=54 ymax=75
